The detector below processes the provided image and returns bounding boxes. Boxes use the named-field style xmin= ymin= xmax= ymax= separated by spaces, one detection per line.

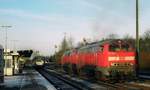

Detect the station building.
xmin=4 ymin=49 xmax=20 ymax=76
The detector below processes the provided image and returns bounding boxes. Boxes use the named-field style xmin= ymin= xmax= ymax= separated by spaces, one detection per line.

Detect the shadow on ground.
xmin=0 ymin=84 xmax=47 ymax=90
xmin=0 ymin=85 xmax=19 ymax=90
xmin=21 ymin=84 xmax=47 ymax=90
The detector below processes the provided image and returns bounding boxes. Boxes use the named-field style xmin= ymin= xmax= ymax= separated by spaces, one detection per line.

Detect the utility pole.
xmin=136 ymin=0 xmax=140 ymax=76
xmin=54 ymin=45 xmax=57 ymax=61
xmin=11 ymin=40 xmax=19 ymax=52
xmin=1 ymin=25 xmax=12 ymax=54
xmin=64 ymin=32 xmax=67 ymax=40
xmin=1 ymin=25 xmax=12 ymax=75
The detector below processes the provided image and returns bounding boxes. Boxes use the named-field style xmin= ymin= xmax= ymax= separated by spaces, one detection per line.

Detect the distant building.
xmin=11 ymin=52 xmax=19 ymax=75
xmin=4 ymin=49 xmax=20 ymax=75
xmin=4 ymin=49 xmax=13 ymax=76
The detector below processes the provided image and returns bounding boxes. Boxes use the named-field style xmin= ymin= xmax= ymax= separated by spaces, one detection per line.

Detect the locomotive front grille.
xmin=111 ymin=63 xmax=133 ymax=67
xmin=110 ymin=63 xmax=135 ymax=73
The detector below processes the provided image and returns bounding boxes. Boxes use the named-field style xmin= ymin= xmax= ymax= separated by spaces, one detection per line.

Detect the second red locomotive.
xmin=61 ymin=39 xmax=136 ymax=80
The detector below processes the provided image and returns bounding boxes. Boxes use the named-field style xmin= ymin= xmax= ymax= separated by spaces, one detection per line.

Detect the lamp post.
xmin=11 ymin=40 xmax=19 ymax=52
xmin=54 ymin=45 xmax=57 ymax=61
xmin=0 ymin=25 xmax=12 ymax=75
xmin=136 ymin=0 xmax=140 ymax=76
xmin=0 ymin=25 xmax=12 ymax=54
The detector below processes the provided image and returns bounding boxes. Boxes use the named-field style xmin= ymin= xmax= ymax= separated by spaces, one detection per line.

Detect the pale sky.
xmin=0 ymin=0 xmax=149 ymax=55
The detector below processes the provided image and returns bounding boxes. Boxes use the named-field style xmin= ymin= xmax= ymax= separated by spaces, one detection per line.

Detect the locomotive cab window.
xmin=99 ymin=45 xmax=104 ymax=52
xmin=109 ymin=42 xmax=130 ymax=52
xmin=64 ymin=51 xmax=71 ymax=56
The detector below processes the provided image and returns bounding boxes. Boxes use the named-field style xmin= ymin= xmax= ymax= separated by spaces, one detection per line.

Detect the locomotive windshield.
xmin=109 ymin=41 xmax=133 ymax=52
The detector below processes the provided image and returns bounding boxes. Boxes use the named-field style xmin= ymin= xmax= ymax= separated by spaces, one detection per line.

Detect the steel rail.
xmin=37 ymin=68 xmax=90 ymax=90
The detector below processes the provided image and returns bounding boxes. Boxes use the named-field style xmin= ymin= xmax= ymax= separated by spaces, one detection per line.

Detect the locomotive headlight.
xmin=111 ymin=63 xmax=118 ymax=66
xmin=130 ymin=63 xmax=133 ymax=66
xmin=111 ymin=63 xmax=115 ymax=66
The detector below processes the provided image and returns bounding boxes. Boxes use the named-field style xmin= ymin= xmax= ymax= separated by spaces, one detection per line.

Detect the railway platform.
xmin=0 ymin=68 xmax=56 ymax=90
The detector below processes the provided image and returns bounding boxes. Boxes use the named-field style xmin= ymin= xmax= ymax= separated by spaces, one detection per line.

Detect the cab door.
xmin=96 ymin=45 xmax=104 ymax=67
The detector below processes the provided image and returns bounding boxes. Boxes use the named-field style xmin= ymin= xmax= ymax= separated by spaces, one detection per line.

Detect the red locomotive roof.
xmin=77 ymin=39 xmax=131 ymax=50
xmin=63 ymin=39 xmax=135 ymax=56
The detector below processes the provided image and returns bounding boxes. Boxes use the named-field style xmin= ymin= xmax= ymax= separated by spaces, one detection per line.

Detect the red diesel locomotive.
xmin=61 ymin=39 xmax=136 ymax=80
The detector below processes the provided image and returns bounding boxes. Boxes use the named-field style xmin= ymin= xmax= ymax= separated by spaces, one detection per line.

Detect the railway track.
xmin=37 ymin=68 xmax=91 ymax=90
xmin=43 ymin=67 xmax=146 ymax=90
xmin=139 ymin=74 xmax=150 ymax=80
xmin=97 ymin=81 xmax=142 ymax=90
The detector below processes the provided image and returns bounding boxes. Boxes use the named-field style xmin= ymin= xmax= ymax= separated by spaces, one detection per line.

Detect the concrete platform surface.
xmin=0 ymin=68 xmax=56 ymax=90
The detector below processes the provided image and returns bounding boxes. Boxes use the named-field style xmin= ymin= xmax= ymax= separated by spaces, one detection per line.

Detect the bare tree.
xmin=54 ymin=36 xmax=75 ymax=63
xmin=68 ymin=36 xmax=74 ymax=49
xmin=123 ymin=34 xmax=133 ymax=40
xmin=106 ymin=33 xmax=119 ymax=40
xmin=122 ymin=34 xmax=135 ymax=49
xmin=142 ymin=30 xmax=150 ymax=40
xmin=140 ymin=30 xmax=150 ymax=52
xmin=77 ymin=42 xmax=84 ymax=47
